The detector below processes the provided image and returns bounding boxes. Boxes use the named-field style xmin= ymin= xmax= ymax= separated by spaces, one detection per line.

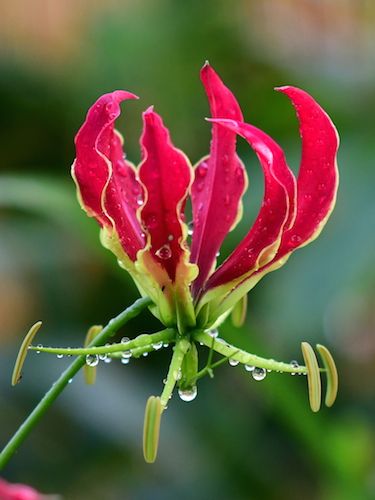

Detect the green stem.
xmin=30 ymin=328 xmax=175 ymax=357
xmin=160 ymin=339 xmax=190 ymax=408
xmin=0 ymin=296 xmax=152 ymax=470
xmin=110 ymin=330 xmax=175 ymax=359
xmin=194 ymin=330 xmax=309 ymax=374
xmin=192 ymin=351 xmax=240 ymax=384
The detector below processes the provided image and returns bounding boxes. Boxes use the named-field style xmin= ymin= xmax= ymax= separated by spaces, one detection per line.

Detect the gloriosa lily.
xmin=1 ymin=64 xmax=340 ymax=469
xmin=72 ymin=63 xmax=339 ymax=332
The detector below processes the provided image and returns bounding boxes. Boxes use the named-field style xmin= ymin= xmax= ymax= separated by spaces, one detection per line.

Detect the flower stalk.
xmin=0 ymin=296 xmax=152 ymax=471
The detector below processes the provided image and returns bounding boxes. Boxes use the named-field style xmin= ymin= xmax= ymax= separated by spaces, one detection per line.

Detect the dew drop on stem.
xmin=86 ymin=354 xmax=99 ymax=367
xmin=252 ymin=367 xmax=267 ymax=381
xmin=178 ymin=386 xmax=197 ymax=402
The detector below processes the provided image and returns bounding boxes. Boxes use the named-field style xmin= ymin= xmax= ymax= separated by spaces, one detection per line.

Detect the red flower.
xmin=73 ymin=63 xmax=338 ymax=331
xmin=0 ymin=478 xmax=43 ymax=500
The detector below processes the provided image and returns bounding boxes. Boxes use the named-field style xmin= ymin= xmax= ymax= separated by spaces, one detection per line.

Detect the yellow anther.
xmin=301 ymin=342 xmax=322 ymax=412
xmin=143 ymin=396 xmax=162 ymax=463
xmin=12 ymin=321 xmax=42 ymax=386
xmin=316 ymin=344 xmax=338 ymax=407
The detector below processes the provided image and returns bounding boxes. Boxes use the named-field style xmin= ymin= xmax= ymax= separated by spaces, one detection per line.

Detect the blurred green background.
xmin=0 ymin=1 xmax=374 ymax=499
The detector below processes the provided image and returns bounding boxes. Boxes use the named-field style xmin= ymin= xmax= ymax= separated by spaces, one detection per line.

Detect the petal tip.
xmin=113 ymin=90 xmax=139 ymax=101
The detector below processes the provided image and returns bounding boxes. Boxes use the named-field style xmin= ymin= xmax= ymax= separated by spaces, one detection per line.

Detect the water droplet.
xmin=229 ymin=358 xmax=239 ymax=367
xmin=178 ymin=386 xmax=197 ymax=402
xmin=121 ymin=336 xmax=130 ymax=344
xmin=86 ymin=354 xmax=99 ymax=367
xmin=99 ymin=353 xmax=108 ymax=361
xmin=290 ymin=234 xmax=302 ymax=244
xmin=104 ymin=357 xmax=112 ymax=364
xmin=163 ymin=343 xmax=169 ymax=348
xmin=143 ymin=352 xmax=148 ymax=357
xmin=36 ymin=344 xmax=43 ymax=354
xmin=245 ymin=364 xmax=254 ymax=372
xmin=122 ymin=350 xmax=132 ymax=359
xmin=152 ymin=341 xmax=163 ymax=350
xmin=196 ymin=163 xmax=208 ymax=178
xmin=121 ymin=357 xmax=130 ymax=365
xmin=57 ymin=354 xmax=64 ymax=359
xmin=167 ymin=234 xmax=174 ymax=242
xmin=187 ymin=221 xmax=194 ymax=236
xmin=208 ymin=329 xmax=219 ymax=338
xmin=155 ymin=244 xmax=172 ymax=260
xmin=68 ymin=378 xmax=73 ymax=384
xmin=216 ymin=251 xmax=220 ymax=257
xmin=252 ymin=367 xmax=267 ymax=381
xmin=290 ymin=359 xmax=299 ymax=376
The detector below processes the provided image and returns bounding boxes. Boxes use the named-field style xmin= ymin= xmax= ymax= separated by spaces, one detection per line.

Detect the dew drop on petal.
xmin=187 ymin=221 xmax=194 ymax=236
xmin=155 ymin=244 xmax=172 ymax=260
xmin=252 ymin=367 xmax=267 ymax=381
xmin=86 ymin=354 xmax=99 ymax=367
xmin=178 ymin=386 xmax=197 ymax=402
xmin=196 ymin=162 xmax=208 ymax=178
xmin=290 ymin=234 xmax=302 ymax=244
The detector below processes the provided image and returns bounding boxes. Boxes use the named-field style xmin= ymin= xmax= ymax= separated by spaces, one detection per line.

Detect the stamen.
xmin=301 ymin=342 xmax=322 ymax=412
xmin=12 ymin=321 xmax=42 ymax=386
xmin=316 ymin=344 xmax=338 ymax=407
xmin=143 ymin=396 xmax=162 ymax=463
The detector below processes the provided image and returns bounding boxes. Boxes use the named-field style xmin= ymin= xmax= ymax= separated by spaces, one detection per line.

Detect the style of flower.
xmin=72 ymin=63 xmax=339 ymax=333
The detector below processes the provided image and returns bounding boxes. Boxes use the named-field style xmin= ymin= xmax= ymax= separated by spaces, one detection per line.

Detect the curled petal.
xmin=270 ymin=85 xmax=339 ymax=256
xmin=191 ymin=63 xmax=247 ymax=296
xmin=72 ymin=91 xmax=145 ymax=261
xmin=202 ymin=87 xmax=339 ymax=320
xmin=199 ymin=119 xmax=295 ymax=310
xmin=137 ymin=108 xmax=198 ymax=328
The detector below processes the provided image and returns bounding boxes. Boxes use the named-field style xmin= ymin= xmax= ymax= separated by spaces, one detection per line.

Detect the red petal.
xmin=72 ymin=91 xmax=145 ymax=261
xmin=138 ymin=108 xmax=193 ymax=282
xmin=267 ymin=86 xmax=339 ymax=258
xmin=203 ymin=119 xmax=295 ymax=291
xmin=190 ymin=63 xmax=247 ymax=296
xmin=0 ymin=478 xmax=42 ymax=500
xmin=201 ymin=88 xmax=339 ymax=322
